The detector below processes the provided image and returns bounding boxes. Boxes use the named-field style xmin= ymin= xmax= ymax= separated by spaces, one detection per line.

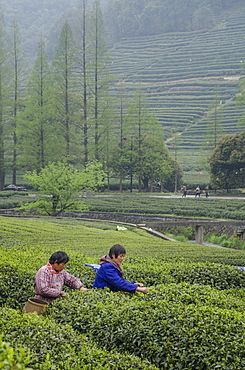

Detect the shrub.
xmin=0 ymin=335 xmax=32 ymax=370
xmin=0 ymin=307 xmax=158 ymax=370
xmin=170 ymin=262 xmax=245 ymax=289
xmin=48 ymin=288 xmax=245 ymax=369
xmin=0 ymin=265 xmax=34 ymax=309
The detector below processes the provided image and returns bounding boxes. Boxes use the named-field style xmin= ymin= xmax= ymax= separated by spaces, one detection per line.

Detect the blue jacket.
xmin=92 ymin=262 xmax=137 ymax=293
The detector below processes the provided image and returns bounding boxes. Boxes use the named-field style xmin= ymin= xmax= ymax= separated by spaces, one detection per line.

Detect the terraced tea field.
xmin=109 ymin=8 xmax=245 ymax=182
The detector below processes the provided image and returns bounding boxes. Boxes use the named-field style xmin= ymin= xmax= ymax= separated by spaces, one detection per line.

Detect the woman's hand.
xmin=136 ymin=286 xmax=149 ymax=294
xmin=80 ymin=286 xmax=88 ymax=292
xmin=134 ymin=282 xmax=144 ymax=287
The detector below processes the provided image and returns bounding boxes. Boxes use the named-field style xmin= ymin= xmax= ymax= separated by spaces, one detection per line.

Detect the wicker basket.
xmin=23 ymin=298 xmax=49 ymax=315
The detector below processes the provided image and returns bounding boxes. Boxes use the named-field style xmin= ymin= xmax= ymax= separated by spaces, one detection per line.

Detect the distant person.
xmin=181 ymin=185 xmax=187 ymax=197
xmin=195 ymin=186 xmax=201 ymax=197
xmin=204 ymin=185 xmax=210 ymax=198
xmin=92 ymin=244 xmax=149 ymax=294
xmin=34 ymin=251 xmax=88 ymax=303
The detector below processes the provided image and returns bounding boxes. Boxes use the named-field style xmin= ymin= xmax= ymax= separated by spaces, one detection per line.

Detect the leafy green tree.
xmin=22 ymin=160 xmax=105 ymax=215
xmin=110 ymin=135 xmax=138 ymax=192
xmin=115 ymin=87 xmax=131 ymax=192
xmin=136 ymin=134 xmax=173 ymax=191
xmin=128 ymin=89 xmax=161 ymax=191
xmin=111 ymin=133 xmax=177 ymax=192
xmin=111 ymin=88 xmax=171 ymax=192
xmin=209 ymin=131 xmax=245 ymax=190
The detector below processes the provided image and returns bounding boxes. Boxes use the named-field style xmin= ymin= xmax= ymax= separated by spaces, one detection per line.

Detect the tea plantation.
xmin=81 ymin=194 xmax=245 ymax=221
xmin=1 ymin=215 xmax=245 ymax=369
xmin=109 ymin=8 xmax=245 ymax=183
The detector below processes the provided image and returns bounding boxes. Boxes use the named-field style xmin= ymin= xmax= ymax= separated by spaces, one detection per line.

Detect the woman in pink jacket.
xmin=34 ymin=251 xmax=87 ymax=303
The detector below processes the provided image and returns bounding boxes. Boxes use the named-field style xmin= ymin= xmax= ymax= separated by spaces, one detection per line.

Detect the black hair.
xmin=109 ymin=244 xmax=126 ymax=258
xmin=49 ymin=251 xmax=69 ymax=265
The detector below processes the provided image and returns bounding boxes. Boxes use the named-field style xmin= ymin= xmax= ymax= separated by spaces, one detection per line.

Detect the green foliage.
xmin=170 ymin=262 xmax=245 ymax=290
xmin=209 ymin=131 xmax=245 ymax=190
xmin=82 ymin=194 xmax=245 ymax=221
xmin=0 ymin=265 xmax=33 ymax=309
xmin=0 ymin=192 xmax=31 ymax=209
xmin=22 ymin=161 xmax=105 ymax=215
xmin=105 ymin=0 xmax=243 ymax=39
xmin=0 ymin=307 xmax=157 ymax=369
xmin=207 ymin=234 xmax=245 ymax=250
xmin=49 ymin=287 xmax=245 ymax=369
xmin=0 ymin=335 xmax=32 ymax=370
xmin=51 ymin=21 xmax=79 ymax=160
xmin=1 ymin=216 xmax=245 ymax=369
xmin=17 ymin=38 xmax=56 ymax=171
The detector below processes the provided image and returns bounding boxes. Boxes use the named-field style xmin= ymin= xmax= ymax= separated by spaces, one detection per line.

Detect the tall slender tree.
xmin=52 ymin=21 xmax=78 ymax=160
xmin=18 ymin=38 xmax=55 ymax=171
xmin=128 ymin=89 xmax=159 ymax=192
xmin=9 ymin=19 xmax=28 ymax=184
xmin=0 ymin=11 xmax=8 ymax=190
xmin=89 ymin=0 xmax=114 ymax=161
xmin=111 ymin=88 xmax=166 ymax=192
xmin=76 ymin=0 xmax=89 ymax=165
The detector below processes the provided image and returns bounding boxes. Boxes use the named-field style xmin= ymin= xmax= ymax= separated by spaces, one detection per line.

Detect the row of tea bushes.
xmin=2 ymin=216 xmax=245 ymax=267
xmin=2 ymin=252 xmax=245 ymax=313
xmin=1 ymin=216 xmax=245 ymax=369
xmin=48 ymin=287 xmax=245 ymax=369
xmin=123 ymin=260 xmax=245 ymax=290
xmin=82 ymin=195 xmax=245 ymax=221
xmin=0 ymin=307 xmax=158 ymax=370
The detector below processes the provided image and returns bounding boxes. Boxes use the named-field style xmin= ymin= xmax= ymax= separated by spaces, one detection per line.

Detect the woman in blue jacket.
xmin=92 ymin=244 xmax=148 ymax=293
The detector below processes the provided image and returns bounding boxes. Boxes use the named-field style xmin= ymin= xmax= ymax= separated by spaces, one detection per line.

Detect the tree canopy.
xmin=22 ymin=161 xmax=105 ymax=216
xmin=209 ymin=131 xmax=245 ymax=190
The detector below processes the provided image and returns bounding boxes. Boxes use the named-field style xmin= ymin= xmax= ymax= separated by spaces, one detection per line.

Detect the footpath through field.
xmin=93 ymin=193 xmax=245 ymax=200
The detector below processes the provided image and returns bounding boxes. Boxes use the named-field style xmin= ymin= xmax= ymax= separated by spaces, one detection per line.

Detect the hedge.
xmin=0 ymin=335 xmax=31 ymax=370
xmin=48 ymin=288 xmax=245 ymax=369
xmin=0 ymin=265 xmax=33 ymax=309
xmin=1 ymin=216 xmax=245 ymax=368
xmin=0 ymin=307 xmax=158 ymax=370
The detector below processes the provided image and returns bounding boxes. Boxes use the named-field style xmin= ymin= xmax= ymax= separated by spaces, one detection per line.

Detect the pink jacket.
xmin=34 ymin=264 xmax=83 ymax=303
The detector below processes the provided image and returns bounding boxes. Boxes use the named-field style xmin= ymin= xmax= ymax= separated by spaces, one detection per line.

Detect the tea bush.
xmin=0 ymin=265 xmax=33 ymax=309
xmin=0 ymin=335 xmax=32 ymax=370
xmin=1 ymin=216 xmax=245 ymax=369
xmin=81 ymin=195 xmax=245 ymax=221
xmin=48 ymin=288 xmax=245 ymax=369
xmin=1 ymin=216 xmax=245 ymax=267
xmin=169 ymin=262 xmax=245 ymax=290
xmin=122 ymin=259 xmax=245 ymax=289
xmin=0 ymin=307 xmax=158 ymax=370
